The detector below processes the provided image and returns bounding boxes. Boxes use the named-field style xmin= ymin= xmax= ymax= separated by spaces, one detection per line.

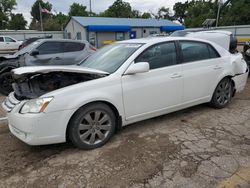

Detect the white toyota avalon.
xmin=2 ymin=37 xmax=249 ymax=149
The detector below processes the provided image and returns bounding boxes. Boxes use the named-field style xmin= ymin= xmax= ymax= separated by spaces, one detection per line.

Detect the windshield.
xmin=80 ymin=43 xmax=143 ymax=73
xmin=14 ymin=41 xmax=40 ymax=56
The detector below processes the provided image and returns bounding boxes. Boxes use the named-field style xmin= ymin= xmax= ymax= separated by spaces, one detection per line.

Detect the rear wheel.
xmin=68 ymin=103 xmax=116 ymax=150
xmin=210 ymin=77 xmax=233 ymax=108
xmin=0 ymin=72 xmax=13 ymax=96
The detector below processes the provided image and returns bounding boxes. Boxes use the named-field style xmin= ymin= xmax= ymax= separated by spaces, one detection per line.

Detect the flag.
xmin=40 ymin=7 xmax=52 ymax=14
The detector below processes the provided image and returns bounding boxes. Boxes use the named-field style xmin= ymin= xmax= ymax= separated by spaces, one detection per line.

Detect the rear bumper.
xmin=232 ymin=69 xmax=249 ymax=93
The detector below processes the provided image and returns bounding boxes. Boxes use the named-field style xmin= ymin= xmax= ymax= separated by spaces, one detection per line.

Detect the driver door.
xmin=122 ymin=41 xmax=183 ymax=121
xmin=26 ymin=41 xmax=64 ymax=66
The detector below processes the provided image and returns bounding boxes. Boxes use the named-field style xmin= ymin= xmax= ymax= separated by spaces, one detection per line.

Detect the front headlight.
xmin=20 ymin=97 xmax=53 ymax=114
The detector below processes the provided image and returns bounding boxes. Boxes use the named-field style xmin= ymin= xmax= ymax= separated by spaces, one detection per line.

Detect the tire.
xmin=0 ymin=72 xmax=13 ymax=96
xmin=68 ymin=103 xmax=116 ymax=150
xmin=210 ymin=77 xmax=233 ymax=109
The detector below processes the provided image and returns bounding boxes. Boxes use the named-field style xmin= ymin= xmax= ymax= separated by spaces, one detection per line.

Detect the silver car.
xmin=22 ymin=39 xmax=96 ymax=66
xmin=0 ymin=39 xmax=96 ymax=95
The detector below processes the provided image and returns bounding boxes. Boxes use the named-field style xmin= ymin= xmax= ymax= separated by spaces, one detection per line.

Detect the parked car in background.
xmin=0 ymin=39 xmax=96 ymax=95
xmin=2 ymin=37 xmax=248 ymax=149
xmin=171 ymin=30 xmax=238 ymax=54
xmin=19 ymin=35 xmax=53 ymax=50
xmin=0 ymin=36 xmax=23 ymax=55
xmin=0 ymin=40 xmax=40 ymax=62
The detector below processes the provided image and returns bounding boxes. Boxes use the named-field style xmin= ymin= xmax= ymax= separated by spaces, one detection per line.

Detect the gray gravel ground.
xmin=0 ymin=79 xmax=250 ymax=188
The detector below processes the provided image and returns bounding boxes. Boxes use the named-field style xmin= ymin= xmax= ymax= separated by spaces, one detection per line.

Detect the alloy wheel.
xmin=78 ymin=110 xmax=112 ymax=145
xmin=215 ymin=79 xmax=231 ymax=105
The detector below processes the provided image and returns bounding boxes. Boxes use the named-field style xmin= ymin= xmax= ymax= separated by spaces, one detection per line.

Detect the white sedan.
xmin=2 ymin=37 xmax=249 ymax=149
xmin=0 ymin=36 xmax=23 ymax=55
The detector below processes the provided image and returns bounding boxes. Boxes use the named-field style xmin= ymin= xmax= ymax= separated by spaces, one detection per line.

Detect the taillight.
xmin=90 ymin=45 xmax=96 ymax=51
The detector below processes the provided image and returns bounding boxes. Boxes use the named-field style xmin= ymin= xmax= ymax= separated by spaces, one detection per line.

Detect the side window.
xmin=5 ymin=37 xmax=15 ymax=42
xmin=180 ymin=41 xmax=210 ymax=63
xmin=37 ymin=42 xmax=64 ymax=55
xmin=208 ymin=45 xmax=220 ymax=58
xmin=64 ymin=42 xmax=85 ymax=52
xmin=0 ymin=37 xmax=4 ymax=42
xmin=135 ymin=42 xmax=177 ymax=70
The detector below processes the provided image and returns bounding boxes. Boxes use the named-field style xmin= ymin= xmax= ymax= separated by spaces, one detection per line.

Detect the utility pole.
xmin=89 ymin=0 xmax=92 ymax=16
xmin=39 ymin=2 xmax=44 ymax=31
xmin=216 ymin=0 xmax=223 ymax=27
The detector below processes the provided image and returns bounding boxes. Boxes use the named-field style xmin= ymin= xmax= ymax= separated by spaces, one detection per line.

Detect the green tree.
xmin=8 ymin=13 xmax=27 ymax=30
xmin=141 ymin=12 xmax=152 ymax=19
xmin=99 ymin=0 xmax=134 ymax=18
xmin=0 ymin=0 xmax=16 ymax=29
xmin=53 ymin=12 xmax=69 ymax=30
xmin=30 ymin=0 xmax=52 ymax=30
xmin=155 ymin=7 xmax=173 ymax=20
xmin=184 ymin=0 xmax=215 ymax=27
xmin=30 ymin=0 xmax=52 ymax=22
xmin=173 ymin=2 xmax=188 ymax=24
xmin=69 ymin=3 xmax=88 ymax=17
xmin=220 ymin=0 xmax=250 ymax=26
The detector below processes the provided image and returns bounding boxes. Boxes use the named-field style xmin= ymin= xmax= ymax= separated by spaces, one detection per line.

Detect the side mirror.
xmin=30 ymin=50 xmax=39 ymax=56
xmin=125 ymin=62 xmax=150 ymax=75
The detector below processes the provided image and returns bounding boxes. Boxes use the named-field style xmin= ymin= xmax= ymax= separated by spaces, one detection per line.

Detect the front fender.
xmin=42 ymin=76 xmax=125 ymax=120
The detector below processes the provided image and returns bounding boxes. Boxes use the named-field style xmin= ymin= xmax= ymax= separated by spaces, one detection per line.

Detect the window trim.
xmin=177 ymin=40 xmax=221 ymax=64
xmin=134 ymin=41 xmax=180 ymax=71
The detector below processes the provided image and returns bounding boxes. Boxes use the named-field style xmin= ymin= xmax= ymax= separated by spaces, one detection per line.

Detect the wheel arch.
xmin=213 ymin=75 xmax=236 ymax=98
xmin=66 ymin=100 xmax=122 ymax=142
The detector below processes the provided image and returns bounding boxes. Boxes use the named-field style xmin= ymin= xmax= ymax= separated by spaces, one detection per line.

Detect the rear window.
xmin=63 ymin=42 xmax=85 ymax=52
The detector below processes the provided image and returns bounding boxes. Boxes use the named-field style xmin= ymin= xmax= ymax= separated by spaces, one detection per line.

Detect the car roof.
xmin=118 ymin=36 xmax=216 ymax=45
xmin=36 ymin=39 xmax=89 ymax=43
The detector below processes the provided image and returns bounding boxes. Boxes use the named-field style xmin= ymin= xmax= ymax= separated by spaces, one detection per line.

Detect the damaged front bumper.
xmin=2 ymin=92 xmax=76 ymax=145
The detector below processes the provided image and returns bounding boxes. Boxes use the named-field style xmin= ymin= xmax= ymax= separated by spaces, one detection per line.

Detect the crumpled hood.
xmin=12 ymin=65 xmax=109 ymax=78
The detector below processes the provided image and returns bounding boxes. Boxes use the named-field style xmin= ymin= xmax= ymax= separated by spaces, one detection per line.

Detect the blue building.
xmin=64 ymin=16 xmax=184 ymax=48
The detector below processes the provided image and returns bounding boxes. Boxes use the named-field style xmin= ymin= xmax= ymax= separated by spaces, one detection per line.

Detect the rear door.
xmin=62 ymin=42 xmax=87 ymax=65
xmin=26 ymin=41 xmax=64 ymax=66
xmin=179 ymin=40 xmax=224 ymax=104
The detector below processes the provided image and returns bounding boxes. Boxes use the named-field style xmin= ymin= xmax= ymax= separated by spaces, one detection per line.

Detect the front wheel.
xmin=210 ymin=77 xmax=233 ymax=109
xmin=0 ymin=72 xmax=13 ymax=96
xmin=68 ymin=103 xmax=116 ymax=150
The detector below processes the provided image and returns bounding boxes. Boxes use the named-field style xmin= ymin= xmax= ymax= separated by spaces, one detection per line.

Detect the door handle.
xmin=171 ymin=73 xmax=182 ymax=79
xmin=213 ymin=65 xmax=222 ymax=70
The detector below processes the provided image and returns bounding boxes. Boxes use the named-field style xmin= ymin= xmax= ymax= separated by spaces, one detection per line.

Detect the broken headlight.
xmin=20 ymin=97 xmax=53 ymax=114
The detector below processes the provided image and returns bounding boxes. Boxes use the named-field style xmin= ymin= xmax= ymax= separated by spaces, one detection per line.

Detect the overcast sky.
xmin=14 ymin=0 xmax=186 ymax=24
